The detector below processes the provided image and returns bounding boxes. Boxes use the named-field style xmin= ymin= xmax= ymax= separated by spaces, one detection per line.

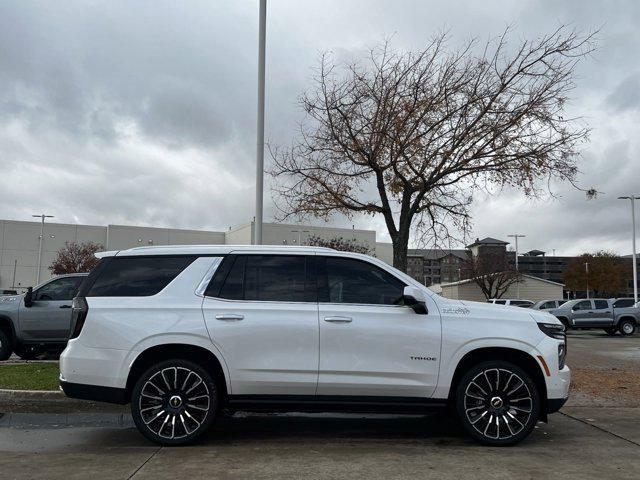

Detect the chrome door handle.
xmin=324 ymin=316 xmax=352 ymax=323
xmin=215 ymin=314 xmax=244 ymax=321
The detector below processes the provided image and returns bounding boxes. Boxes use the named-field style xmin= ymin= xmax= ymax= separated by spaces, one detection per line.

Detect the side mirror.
xmin=403 ymin=285 xmax=428 ymax=315
xmin=24 ymin=287 xmax=34 ymax=308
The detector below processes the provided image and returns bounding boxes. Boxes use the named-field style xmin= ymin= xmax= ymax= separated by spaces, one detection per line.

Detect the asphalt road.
xmin=0 ymin=330 xmax=639 ymax=479
xmin=0 ymin=408 xmax=639 ymax=480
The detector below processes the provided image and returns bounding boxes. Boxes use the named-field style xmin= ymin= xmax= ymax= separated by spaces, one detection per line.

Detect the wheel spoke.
xmin=161 ymin=369 xmax=172 ymax=391
xmin=144 ymin=409 xmax=166 ymax=425
xmin=470 ymin=381 xmax=488 ymax=396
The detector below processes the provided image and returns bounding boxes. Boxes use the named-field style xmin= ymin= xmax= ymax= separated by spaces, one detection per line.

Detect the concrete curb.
xmin=0 ymin=388 xmax=128 ymax=412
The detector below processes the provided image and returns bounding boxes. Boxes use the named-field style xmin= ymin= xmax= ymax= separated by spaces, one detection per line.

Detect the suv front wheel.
xmin=455 ymin=360 xmax=540 ymax=446
xmin=131 ymin=359 xmax=218 ymax=445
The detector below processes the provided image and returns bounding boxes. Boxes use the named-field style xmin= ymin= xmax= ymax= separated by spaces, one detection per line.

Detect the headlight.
xmin=538 ymin=322 xmax=567 ymax=370
xmin=538 ymin=322 xmax=566 ymax=340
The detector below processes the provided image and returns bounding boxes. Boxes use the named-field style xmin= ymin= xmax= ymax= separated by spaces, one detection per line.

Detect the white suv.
xmin=60 ymin=245 xmax=570 ymax=446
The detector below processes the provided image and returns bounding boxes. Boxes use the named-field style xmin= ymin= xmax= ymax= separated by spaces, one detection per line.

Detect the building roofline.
xmin=440 ymin=273 xmax=565 ymax=288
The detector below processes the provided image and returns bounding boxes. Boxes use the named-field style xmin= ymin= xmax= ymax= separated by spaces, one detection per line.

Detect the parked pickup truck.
xmin=549 ymin=298 xmax=639 ymax=336
xmin=0 ymin=273 xmax=87 ymax=360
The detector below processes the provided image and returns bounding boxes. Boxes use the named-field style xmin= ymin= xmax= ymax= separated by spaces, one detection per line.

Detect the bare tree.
xmin=464 ymin=251 xmax=520 ymax=299
xmin=306 ymin=235 xmax=371 ymax=254
xmin=270 ymin=27 xmax=594 ymax=272
xmin=49 ymin=241 xmax=103 ymax=275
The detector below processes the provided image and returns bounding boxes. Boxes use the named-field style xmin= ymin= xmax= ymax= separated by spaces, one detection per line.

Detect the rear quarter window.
xmin=85 ymin=256 xmax=195 ymax=297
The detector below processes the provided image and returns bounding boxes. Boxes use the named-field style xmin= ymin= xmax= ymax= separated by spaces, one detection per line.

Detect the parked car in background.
xmin=531 ymin=299 xmax=567 ymax=310
xmin=549 ymin=298 xmax=639 ymax=335
xmin=0 ymin=273 xmax=88 ymax=360
xmin=60 ymin=245 xmax=569 ymax=446
xmin=486 ymin=299 xmax=534 ymax=308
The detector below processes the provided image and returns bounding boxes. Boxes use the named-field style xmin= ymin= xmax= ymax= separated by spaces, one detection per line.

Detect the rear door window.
xmin=614 ymin=298 xmax=634 ymax=308
xmin=86 ymin=256 xmax=195 ymax=297
xmin=594 ymin=300 xmax=609 ymax=310
xmin=212 ymin=255 xmax=311 ymax=302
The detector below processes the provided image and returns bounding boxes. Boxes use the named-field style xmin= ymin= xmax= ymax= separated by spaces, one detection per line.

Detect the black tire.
xmin=557 ymin=318 xmax=570 ymax=330
xmin=618 ymin=319 xmax=636 ymax=336
xmin=14 ymin=348 xmax=40 ymax=360
xmin=0 ymin=330 xmax=12 ymax=361
xmin=455 ymin=360 xmax=541 ymax=446
xmin=604 ymin=327 xmax=618 ymax=336
xmin=131 ymin=359 xmax=218 ymax=446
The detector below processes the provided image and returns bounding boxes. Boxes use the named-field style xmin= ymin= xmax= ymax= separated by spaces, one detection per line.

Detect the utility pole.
xmin=32 ymin=214 xmax=54 ymax=285
xmin=254 ymin=0 xmax=267 ymax=245
xmin=618 ymin=196 xmax=640 ymax=303
xmin=507 ymin=234 xmax=526 ymax=299
xmin=585 ymin=262 xmax=589 ymax=299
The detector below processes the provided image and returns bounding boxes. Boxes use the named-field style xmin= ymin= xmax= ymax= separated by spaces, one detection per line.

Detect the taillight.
xmin=70 ymin=296 xmax=88 ymax=339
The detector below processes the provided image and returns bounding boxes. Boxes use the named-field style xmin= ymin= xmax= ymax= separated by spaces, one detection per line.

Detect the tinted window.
xmin=319 ymin=257 xmax=405 ymax=305
xmin=594 ymin=300 xmax=609 ymax=310
xmin=511 ymin=300 xmax=533 ymax=307
xmin=495 ymin=300 xmax=506 ymax=305
xmin=216 ymin=255 xmax=308 ymax=302
xmin=87 ymin=256 xmax=195 ymax=297
xmin=573 ymin=300 xmax=592 ymax=311
xmin=541 ymin=301 xmax=556 ymax=309
xmin=614 ymin=298 xmax=634 ymax=308
xmin=245 ymin=255 xmax=306 ymax=301
xmin=35 ymin=276 xmax=84 ymax=301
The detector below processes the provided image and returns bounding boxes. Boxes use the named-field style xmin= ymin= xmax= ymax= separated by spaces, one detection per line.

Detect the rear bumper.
xmin=59 ymin=379 xmax=128 ymax=405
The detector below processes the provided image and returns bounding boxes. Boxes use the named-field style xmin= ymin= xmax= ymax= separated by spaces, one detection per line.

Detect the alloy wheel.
xmin=463 ymin=368 xmax=533 ymax=441
xmin=138 ymin=366 xmax=212 ymax=440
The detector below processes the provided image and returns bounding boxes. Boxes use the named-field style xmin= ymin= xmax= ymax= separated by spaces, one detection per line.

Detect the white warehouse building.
xmin=0 ymin=219 xmax=392 ymax=291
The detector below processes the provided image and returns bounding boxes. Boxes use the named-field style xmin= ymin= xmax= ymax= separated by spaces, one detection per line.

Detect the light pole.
xmin=32 ymin=214 xmax=54 ymax=285
xmin=585 ymin=262 xmax=589 ymax=299
xmin=254 ymin=0 xmax=267 ymax=245
xmin=618 ymin=196 xmax=640 ymax=303
xmin=508 ymin=234 xmax=526 ymax=299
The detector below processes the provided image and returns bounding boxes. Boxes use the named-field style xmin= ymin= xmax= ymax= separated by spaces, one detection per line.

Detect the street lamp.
xmin=618 ymin=195 xmax=640 ymax=303
xmin=254 ymin=0 xmax=267 ymax=245
xmin=32 ymin=214 xmax=54 ymax=285
xmin=507 ymin=234 xmax=526 ymax=299
xmin=584 ymin=261 xmax=589 ymax=299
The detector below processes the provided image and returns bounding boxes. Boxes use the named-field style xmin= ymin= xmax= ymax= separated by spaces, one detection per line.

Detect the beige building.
xmin=439 ymin=274 xmax=565 ymax=302
xmin=0 ymin=218 xmax=392 ymax=291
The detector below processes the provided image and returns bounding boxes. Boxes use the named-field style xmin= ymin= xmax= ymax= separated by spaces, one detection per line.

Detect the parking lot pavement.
xmin=0 ymin=409 xmax=639 ymax=480
xmin=1 ymin=332 xmax=639 ymax=479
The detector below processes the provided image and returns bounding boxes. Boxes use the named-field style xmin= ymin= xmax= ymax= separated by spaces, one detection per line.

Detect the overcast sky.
xmin=1 ymin=0 xmax=639 ymax=255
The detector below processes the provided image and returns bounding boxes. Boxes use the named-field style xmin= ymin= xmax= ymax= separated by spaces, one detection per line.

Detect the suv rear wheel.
xmin=619 ymin=319 xmax=636 ymax=336
xmin=455 ymin=360 xmax=540 ymax=446
xmin=131 ymin=359 xmax=218 ymax=445
xmin=0 ymin=330 xmax=12 ymax=361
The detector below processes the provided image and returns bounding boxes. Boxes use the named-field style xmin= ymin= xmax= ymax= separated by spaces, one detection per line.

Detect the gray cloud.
xmin=0 ymin=0 xmax=639 ymax=255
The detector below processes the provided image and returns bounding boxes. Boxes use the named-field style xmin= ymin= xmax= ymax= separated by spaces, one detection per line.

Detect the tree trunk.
xmin=391 ymin=230 xmax=410 ymax=273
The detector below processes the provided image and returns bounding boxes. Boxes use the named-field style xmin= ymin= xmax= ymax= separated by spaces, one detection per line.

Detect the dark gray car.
xmin=548 ymin=298 xmax=639 ymax=336
xmin=0 ymin=273 xmax=87 ymax=360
